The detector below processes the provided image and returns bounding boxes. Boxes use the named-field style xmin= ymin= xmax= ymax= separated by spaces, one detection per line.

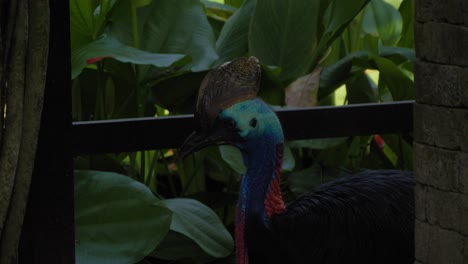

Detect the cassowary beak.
xmin=178 ymin=125 xmax=242 ymax=159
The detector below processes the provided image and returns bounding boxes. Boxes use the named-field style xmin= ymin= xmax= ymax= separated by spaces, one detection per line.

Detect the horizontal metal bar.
xmin=72 ymin=100 xmax=414 ymax=155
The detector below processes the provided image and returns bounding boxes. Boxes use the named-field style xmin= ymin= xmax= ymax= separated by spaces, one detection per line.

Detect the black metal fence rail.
xmin=72 ymin=100 xmax=414 ymax=156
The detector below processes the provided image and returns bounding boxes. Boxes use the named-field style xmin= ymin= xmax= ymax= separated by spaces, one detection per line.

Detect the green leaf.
xmin=318 ymin=47 xmax=414 ymax=99
xmin=397 ymin=0 xmax=414 ymax=48
xmin=177 ymin=149 xmax=207 ymax=195
xmin=225 ymin=0 xmax=245 ymax=8
xmin=71 ymin=36 xmax=188 ymax=79
xmin=133 ymin=0 xmax=151 ymax=8
xmin=70 ymin=0 xmax=96 ymax=49
xmin=208 ymin=16 xmax=226 ymax=40
xmin=318 ymin=51 xmax=370 ymax=99
xmin=384 ymin=0 xmax=403 ymax=8
xmin=282 ymin=144 xmax=296 ymax=171
xmin=151 ymin=231 xmax=214 ymax=262
xmin=202 ymin=0 xmax=238 ymax=22
xmin=249 ymin=0 xmax=321 ymax=80
xmin=219 ymin=145 xmax=246 ymax=174
xmin=219 ymin=144 xmax=295 ymax=173
xmin=215 ymin=0 xmax=257 ymax=64
xmin=379 ymin=46 xmax=415 ymax=63
xmin=373 ymin=56 xmax=413 ymax=101
xmin=346 ymin=72 xmax=378 ymax=104
xmin=381 ymin=134 xmax=413 ymax=170
xmin=107 ymin=0 xmax=218 ymax=72
xmin=362 ymin=0 xmax=403 ymax=45
xmin=322 ymin=0 xmax=371 ymax=37
xmin=75 ymin=170 xmax=172 ymax=264
xmin=316 ymin=0 xmax=371 ymax=67
xmin=345 ymin=136 xmax=372 ymax=169
xmin=75 ymin=68 xmax=142 ymax=120
xmin=258 ymin=64 xmax=285 ymax=105
xmin=318 ymin=138 xmax=350 ymax=168
xmin=148 ymin=71 xmax=208 ymax=114
xmin=70 ymin=0 xmax=118 ymax=49
xmin=161 ymin=198 xmax=234 ymax=258
xmin=379 ymin=137 xmax=399 ymax=167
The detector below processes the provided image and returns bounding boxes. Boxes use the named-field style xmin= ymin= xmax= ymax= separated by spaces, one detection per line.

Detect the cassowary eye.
xmin=249 ymin=118 xmax=257 ymax=128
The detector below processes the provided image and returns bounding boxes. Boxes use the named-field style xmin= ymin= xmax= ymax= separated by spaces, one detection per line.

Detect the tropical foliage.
xmin=71 ymin=0 xmax=415 ymax=263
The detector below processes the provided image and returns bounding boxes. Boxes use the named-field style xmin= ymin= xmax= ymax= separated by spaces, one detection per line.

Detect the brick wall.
xmin=414 ymin=0 xmax=468 ymax=263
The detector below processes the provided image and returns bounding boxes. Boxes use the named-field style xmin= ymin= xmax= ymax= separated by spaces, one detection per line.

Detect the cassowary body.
xmin=180 ymin=57 xmax=415 ymax=264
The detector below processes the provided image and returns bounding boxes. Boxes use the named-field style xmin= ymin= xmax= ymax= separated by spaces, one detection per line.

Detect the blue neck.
xmin=238 ymin=139 xmax=280 ymax=223
xmin=220 ymin=99 xmax=285 ymax=263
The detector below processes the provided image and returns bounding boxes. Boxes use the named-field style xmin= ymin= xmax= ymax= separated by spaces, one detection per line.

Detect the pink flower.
xmin=86 ymin=56 xmax=109 ymax=64
xmin=374 ymin=134 xmax=385 ymax=149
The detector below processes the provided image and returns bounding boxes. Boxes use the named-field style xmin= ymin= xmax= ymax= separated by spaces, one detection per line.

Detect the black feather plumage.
xmin=246 ymin=170 xmax=414 ymax=264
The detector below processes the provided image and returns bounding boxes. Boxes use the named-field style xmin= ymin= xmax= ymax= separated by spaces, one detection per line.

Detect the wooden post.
xmin=19 ymin=0 xmax=74 ymax=262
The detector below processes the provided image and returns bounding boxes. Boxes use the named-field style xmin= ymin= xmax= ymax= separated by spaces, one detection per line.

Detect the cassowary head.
xmin=179 ymin=56 xmax=284 ymax=158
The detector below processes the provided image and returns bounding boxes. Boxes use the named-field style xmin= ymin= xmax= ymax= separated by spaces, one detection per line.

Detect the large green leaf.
xmin=219 ymin=144 xmax=295 ymax=174
xmin=177 ymin=149 xmax=207 ymax=195
xmin=258 ymin=64 xmax=285 ymax=105
xmin=318 ymin=47 xmax=414 ymax=99
xmin=225 ymin=0 xmax=245 ymax=8
xmin=215 ymin=0 xmax=257 ymax=64
xmin=381 ymin=134 xmax=413 ymax=170
xmin=362 ymin=0 xmax=402 ymax=45
xmin=75 ymin=170 xmax=172 ymax=264
xmin=147 ymin=70 xmax=208 ymax=114
xmin=282 ymin=144 xmax=296 ymax=171
xmin=318 ymin=51 xmax=370 ymax=99
xmin=107 ymin=0 xmax=218 ymax=72
xmin=71 ymin=36 xmax=188 ymax=79
xmin=316 ymin=0 xmax=371 ymax=68
xmin=345 ymin=136 xmax=372 ymax=169
xmin=161 ymin=198 xmax=234 ymax=258
xmin=202 ymin=0 xmax=238 ymax=22
xmin=219 ymin=145 xmax=247 ymax=174
xmin=346 ymin=71 xmax=378 ymax=104
xmin=374 ymin=56 xmax=413 ymax=101
xmin=70 ymin=0 xmax=118 ymax=50
xmin=74 ymin=68 xmax=142 ymax=120
xmin=379 ymin=46 xmax=415 ymax=63
xmin=397 ymin=0 xmax=414 ymax=48
xmin=249 ymin=0 xmax=321 ymax=80
xmin=322 ymin=0 xmax=371 ymax=38
xmin=151 ymin=231 xmax=214 ymax=262
xmin=70 ymin=0 xmax=95 ymax=50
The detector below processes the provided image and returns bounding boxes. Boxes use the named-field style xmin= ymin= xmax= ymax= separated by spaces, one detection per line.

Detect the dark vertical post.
xmin=414 ymin=0 xmax=468 ymax=262
xmin=19 ymin=0 xmax=74 ymax=262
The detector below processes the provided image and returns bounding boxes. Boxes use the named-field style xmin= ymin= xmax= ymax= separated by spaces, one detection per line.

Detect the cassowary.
xmin=179 ymin=56 xmax=414 ymax=264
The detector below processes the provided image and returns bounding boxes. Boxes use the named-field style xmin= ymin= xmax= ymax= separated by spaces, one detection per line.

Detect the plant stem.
xmin=139 ymin=151 xmax=145 ymax=183
xmin=95 ymin=61 xmax=106 ymax=120
xmin=131 ymin=1 xmax=140 ymax=49
xmin=145 ymin=151 xmax=158 ymax=187
xmin=129 ymin=152 xmax=137 ymax=179
xmin=180 ymin=155 xmax=200 ymax=196
xmin=160 ymin=150 xmax=177 ymax=197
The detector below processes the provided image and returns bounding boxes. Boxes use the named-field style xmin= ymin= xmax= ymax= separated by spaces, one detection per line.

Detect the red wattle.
xmin=264 ymin=144 xmax=286 ymax=219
